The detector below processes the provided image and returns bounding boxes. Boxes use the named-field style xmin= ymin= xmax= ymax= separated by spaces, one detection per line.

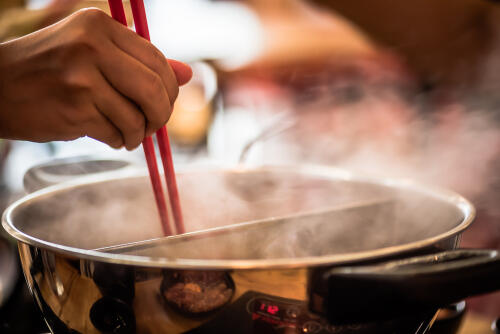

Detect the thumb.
xmin=167 ymin=59 xmax=193 ymax=86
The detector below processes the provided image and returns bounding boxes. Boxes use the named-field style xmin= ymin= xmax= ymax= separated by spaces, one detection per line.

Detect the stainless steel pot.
xmin=0 ymin=235 xmax=18 ymax=307
xmin=2 ymin=161 xmax=499 ymax=334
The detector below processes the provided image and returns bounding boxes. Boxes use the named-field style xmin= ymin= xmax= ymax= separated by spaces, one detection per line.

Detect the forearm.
xmin=309 ymin=0 xmax=496 ymax=87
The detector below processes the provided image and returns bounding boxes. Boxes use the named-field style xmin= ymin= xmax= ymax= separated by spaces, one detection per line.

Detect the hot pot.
xmin=2 ymin=162 xmax=499 ymax=334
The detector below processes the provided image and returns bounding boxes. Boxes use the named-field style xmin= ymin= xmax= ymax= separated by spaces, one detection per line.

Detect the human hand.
xmin=0 ymin=8 xmax=192 ymax=150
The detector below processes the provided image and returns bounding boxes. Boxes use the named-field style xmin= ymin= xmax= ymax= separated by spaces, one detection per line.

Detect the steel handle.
xmin=312 ymin=249 xmax=500 ymax=325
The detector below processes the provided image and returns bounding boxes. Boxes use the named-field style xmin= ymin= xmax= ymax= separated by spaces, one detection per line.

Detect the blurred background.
xmin=0 ymin=0 xmax=499 ymax=332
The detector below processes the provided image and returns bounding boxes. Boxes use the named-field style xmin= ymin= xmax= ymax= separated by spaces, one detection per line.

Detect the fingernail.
xmin=126 ymin=145 xmax=137 ymax=151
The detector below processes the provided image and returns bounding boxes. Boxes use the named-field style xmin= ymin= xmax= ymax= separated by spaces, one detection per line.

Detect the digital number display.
xmin=259 ymin=302 xmax=280 ymax=315
xmin=247 ymin=294 xmax=332 ymax=333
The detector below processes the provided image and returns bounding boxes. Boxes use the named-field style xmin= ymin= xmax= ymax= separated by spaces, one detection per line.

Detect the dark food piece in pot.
xmin=93 ymin=263 xmax=135 ymax=304
xmin=161 ymin=271 xmax=234 ymax=315
xmin=89 ymin=297 xmax=136 ymax=334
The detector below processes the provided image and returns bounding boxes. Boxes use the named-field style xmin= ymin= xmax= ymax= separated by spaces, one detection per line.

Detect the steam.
xmin=203 ymin=42 xmax=500 ymax=260
xmin=242 ymin=84 xmax=500 ymax=221
xmin=18 ymin=177 xmax=164 ymax=250
xmin=9 ymin=43 xmax=500 ymax=260
xmin=12 ymin=88 xmax=499 ymax=257
xmin=11 ymin=160 xmax=467 ymax=260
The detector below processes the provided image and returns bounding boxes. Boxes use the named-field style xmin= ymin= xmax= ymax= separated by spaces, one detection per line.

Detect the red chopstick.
xmin=107 ymin=0 xmax=185 ymax=235
xmin=143 ymin=138 xmax=172 ymax=236
xmin=156 ymin=127 xmax=185 ymax=234
xmin=108 ymin=0 xmax=127 ymax=25
xmin=129 ymin=0 xmax=185 ymax=234
xmin=107 ymin=0 xmax=173 ymax=236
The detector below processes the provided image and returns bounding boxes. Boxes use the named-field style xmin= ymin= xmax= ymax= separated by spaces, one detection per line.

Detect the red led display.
xmin=259 ymin=302 xmax=280 ymax=315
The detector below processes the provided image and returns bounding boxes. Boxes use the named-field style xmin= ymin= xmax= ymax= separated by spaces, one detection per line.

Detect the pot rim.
xmin=2 ymin=164 xmax=475 ymax=270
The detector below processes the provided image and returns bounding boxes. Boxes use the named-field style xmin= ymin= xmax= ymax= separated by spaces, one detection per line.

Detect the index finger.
xmin=167 ymin=59 xmax=192 ymax=86
xmin=104 ymin=16 xmax=191 ymax=93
